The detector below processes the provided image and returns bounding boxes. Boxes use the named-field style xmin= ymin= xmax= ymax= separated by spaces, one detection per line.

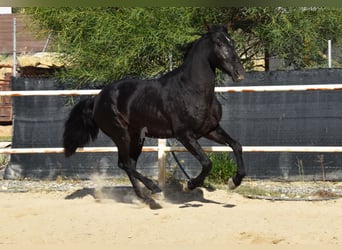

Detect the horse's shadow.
xmin=65 ymin=181 xmax=235 ymax=208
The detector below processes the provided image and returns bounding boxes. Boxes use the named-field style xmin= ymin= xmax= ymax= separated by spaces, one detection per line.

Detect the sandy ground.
xmin=0 ymin=125 xmax=11 ymax=137
xmin=0 ymin=182 xmax=341 ymax=250
xmin=0 ymin=124 xmax=341 ymax=249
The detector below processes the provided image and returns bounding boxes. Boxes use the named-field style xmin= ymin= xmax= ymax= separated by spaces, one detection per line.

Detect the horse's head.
xmin=208 ymin=25 xmax=245 ymax=82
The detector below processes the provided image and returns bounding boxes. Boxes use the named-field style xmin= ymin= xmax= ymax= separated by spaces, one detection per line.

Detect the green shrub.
xmin=207 ymin=152 xmax=237 ymax=184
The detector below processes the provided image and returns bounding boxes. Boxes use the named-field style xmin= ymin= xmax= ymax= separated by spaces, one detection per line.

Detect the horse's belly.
xmin=146 ymin=128 xmax=173 ymax=139
xmin=131 ymin=112 xmax=173 ymax=138
xmin=136 ymin=121 xmax=172 ymax=138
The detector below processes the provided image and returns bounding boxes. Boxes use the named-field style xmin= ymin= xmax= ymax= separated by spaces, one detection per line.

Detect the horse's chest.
xmin=183 ymin=105 xmax=209 ymax=122
xmin=174 ymin=101 xmax=219 ymax=131
xmin=181 ymin=96 xmax=217 ymax=120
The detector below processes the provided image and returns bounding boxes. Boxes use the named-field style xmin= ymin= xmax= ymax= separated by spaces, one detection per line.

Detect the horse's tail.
xmin=63 ymin=97 xmax=99 ymax=157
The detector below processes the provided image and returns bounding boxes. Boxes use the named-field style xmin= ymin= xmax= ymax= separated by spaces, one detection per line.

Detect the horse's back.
xmin=96 ymin=77 xmax=222 ymax=138
xmin=93 ymin=79 xmax=173 ymax=137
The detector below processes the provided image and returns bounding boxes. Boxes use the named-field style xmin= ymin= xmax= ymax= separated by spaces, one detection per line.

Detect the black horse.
xmin=63 ymin=24 xmax=246 ymax=209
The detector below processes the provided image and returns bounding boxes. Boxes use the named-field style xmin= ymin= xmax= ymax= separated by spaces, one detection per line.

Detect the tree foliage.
xmin=226 ymin=7 xmax=342 ymax=70
xmin=26 ymin=7 xmax=342 ymax=84
xmin=190 ymin=7 xmax=342 ymax=70
xmin=26 ymin=7 xmax=205 ymax=83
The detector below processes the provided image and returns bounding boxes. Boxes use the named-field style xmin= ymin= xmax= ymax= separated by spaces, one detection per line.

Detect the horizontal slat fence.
xmin=2 ymin=84 xmax=342 ymax=183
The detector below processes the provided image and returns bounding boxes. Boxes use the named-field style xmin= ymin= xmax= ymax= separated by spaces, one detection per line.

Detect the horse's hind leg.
xmin=118 ymin=152 xmax=162 ymax=209
xmin=113 ymin=130 xmax=162 ymax=209
xmin=120 ymin=164 xmax=162 ymax=209
xmin=128 ymin=130 xmax=147 ymax=170
xmin=205 ymin=126 xmax=246 ymax=189
xmin=128 ymin=132 xmax=162 ymax=195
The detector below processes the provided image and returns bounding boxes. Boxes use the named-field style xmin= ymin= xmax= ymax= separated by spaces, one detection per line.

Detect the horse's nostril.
xmin=234 ymin=71 xmax=244 ymax=82
xmin=238 ymin=74 xmax=244 ymax=81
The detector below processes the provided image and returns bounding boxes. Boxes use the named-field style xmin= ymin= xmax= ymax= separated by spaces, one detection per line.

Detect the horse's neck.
xmin=181 ymin=40 xmax=216 ymax=92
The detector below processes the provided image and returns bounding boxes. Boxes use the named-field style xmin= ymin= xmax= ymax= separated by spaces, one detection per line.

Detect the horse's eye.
xmin=217 ymin=40 xmax=224 ymax=48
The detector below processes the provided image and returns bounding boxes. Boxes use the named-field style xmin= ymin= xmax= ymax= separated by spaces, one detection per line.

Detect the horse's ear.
xmin=204 ymin=21 xmax=210 ymax=31
xmin=223 ymin=25 xmax=229 ymax=34
xmin=226 ymin=21 xmax=231 ymax=32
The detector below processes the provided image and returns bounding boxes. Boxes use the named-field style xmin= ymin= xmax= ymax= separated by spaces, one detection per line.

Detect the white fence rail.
xmin=2 ymin=146 xmax=342 ymax=154
xmin=1 ymin=84 xmax=342 ymax=96
xmin=2 ymin=84 xmax=342 ymax=183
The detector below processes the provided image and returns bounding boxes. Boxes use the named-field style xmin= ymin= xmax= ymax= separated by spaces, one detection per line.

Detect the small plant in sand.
xmin=0 ymin=154 xmax=9 ymax=170
xmin=295 ymin=157 xmax=305 ymax=182
xmin=206 ymin=152 xmax=237 ymax=185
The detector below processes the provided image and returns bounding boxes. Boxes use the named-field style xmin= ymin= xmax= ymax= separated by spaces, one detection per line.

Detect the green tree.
xmin=26 ymin=7 xmax=205 ymax=83
xmin=26 ymin=7 xmax=342 ymax=84
xmin=221 ymin=7 xmax=342 ymax=70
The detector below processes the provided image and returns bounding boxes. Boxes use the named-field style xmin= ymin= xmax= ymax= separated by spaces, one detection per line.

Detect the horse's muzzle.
xmin=236 ymin=74 xmax=244 ymax=82
xmin=233 ymin=71 xmax=244 ymax=82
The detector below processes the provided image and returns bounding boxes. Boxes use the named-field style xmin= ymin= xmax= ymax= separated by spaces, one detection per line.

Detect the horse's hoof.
xmin=187 ymin=180 xmax=197 ymax=190
xmin=228 ymin=178 xmax=237 ymax=190
xmin=182 ymin=182 xmax=195 ymax=192
xmin=183 ymin=184 xmax=191 ymax=192
xmin=149 ymin=199 xmax=163 ymax=210
xmin=151 ymin=192 xmax=165 ymax=201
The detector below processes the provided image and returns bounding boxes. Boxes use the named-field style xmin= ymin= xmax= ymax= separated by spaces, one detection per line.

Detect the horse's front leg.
xmin=205 ymin=126 xmax=246 ymax=189
xmin=177 ymin=132 xmax=212 ymax=190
